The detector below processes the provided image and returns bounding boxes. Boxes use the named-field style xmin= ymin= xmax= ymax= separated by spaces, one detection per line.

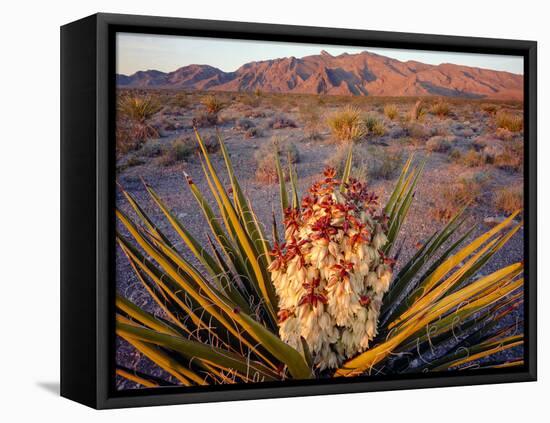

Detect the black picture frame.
xmin=60 ymin=12 xmax=537 ymax=409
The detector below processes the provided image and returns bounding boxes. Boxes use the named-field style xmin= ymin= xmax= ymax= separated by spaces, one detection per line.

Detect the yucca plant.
xmin=201 ymin=94 xmax=225 ymax=115
xmin=115 ymin=130 xmax=523 ymax=388
xmin=327 ymin=106 xmax=367 ymax=142
xmin=117 ymin=93 xmax=162 ymax=145
xmin=409 ymin=99 xmax=427 ymax=121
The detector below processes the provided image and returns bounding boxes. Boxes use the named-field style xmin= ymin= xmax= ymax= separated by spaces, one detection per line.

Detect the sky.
xmin=116 ymin=32 xmax=523 ymax=76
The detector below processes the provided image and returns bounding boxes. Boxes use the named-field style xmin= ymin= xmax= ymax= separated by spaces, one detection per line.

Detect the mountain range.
xmin=116 ymin=50 xmax=523 ymax=100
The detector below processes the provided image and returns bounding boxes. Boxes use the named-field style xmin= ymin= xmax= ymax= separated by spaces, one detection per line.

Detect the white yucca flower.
xmin=269 ymin=168 xmax=394 ymax=370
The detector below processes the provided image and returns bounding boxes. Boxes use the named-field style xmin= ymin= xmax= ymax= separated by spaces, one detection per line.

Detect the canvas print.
xmin=114 ymin=32 xmax=525 ymax=390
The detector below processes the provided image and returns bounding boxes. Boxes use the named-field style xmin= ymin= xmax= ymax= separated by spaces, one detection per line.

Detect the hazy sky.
xmin=116 ymin=32 xmax=523 ymax=76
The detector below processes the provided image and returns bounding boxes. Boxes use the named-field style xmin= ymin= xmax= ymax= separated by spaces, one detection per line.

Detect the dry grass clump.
xmin=383 ymin=104 xmax=399 ymax=120
xmin=364 ymin=114 xmax=386 ymax=136
xmin=201 ymin=95 xmax=225 ymax=114
xmin=409 ymin=100 xmax=427 ymax=121
xmin=254 ymin=138 xmax=299 ymax=184
xmin=496 ymin=111 xmax=523 ymax=132
xmin=433 ymin=173 xmax=488 ymax=221
xmin=494 ymin=185 xmax=523 ymax=214
xmin=430 ymin=100 xmax=451 ymax=118
xmin=327 ymin=106 xmax=366 ymax=142
xmin=325 ymin=145 xmax=402 ymax=181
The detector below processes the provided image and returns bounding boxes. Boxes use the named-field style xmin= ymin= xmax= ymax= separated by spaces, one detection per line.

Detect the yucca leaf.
xmin=336 ymin=262 xmax=523 ymax=376
xmin=414 ymin=211 xmax=520 ymax=300
xmin=194 ymin=129 xmax=277 ymax=322
xmin=116 ymin=366 xmax=173 ymax=388
xmin=429 ymin=334 xmax=523 ymax=371
xmin=339 ymin=142 xmax=354 ymax=192
xmin=384 ymin=155 xmax=414 ymax=216
xmin=275 ymin=150 xmax=288 ymax=214
xmin=288 ymin=157 xmax=299 ymax=209
xmin=118 ymin=322 xmax=279 ymax=381
xmin=116 ymin=316 xmax=204 ymax=386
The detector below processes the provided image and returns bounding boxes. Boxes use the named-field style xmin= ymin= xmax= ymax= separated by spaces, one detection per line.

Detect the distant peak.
xmin=320 ymin=50 xmax=332 ymax=57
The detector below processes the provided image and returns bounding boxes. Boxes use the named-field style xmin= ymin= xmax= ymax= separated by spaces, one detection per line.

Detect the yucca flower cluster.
xmin=268 ymin=168 xmax=394 ymax=370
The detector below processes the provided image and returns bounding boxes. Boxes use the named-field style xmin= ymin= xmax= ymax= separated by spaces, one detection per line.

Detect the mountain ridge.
xmin=116 ymin=50 xmax=523 ymax=100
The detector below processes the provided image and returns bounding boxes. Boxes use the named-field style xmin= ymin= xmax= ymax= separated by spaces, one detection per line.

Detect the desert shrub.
xmin=430 ymin=100 xmax=451 ymax=118
xmin=383 ymin=104 xmax=399 ymax=120
xmin=125 ymin=155 xmax=145 ymax=168
xmin=367 ymin=147 xmax=404 ymax=179
xmin=494 ymin=186 xmax=523 ymax=214
xmin=496 ymin=111 xmax=523 ymax=132
xmin=169 ymin=92 xmax=189 ymax=109
xmin=481 ymin=103 xmax=499 ymax=115
xmin=267 ymin=114 xmax=298 ymax=129
xmin=327 ymin=106 xmax=366 ymax=142
xmin=409 ymin=99 xmax=427 ymax=121
xmin=193 ymin=110 xmax=219 ymax=127
xmin=433 ymin=174 xmax=488 ymax=221
xmin=239 ymin=94 xmax=262 ymax=108
xmin=325 ymin=145 xmax=367 ymax=181
xmin=461 ymin=149 xmax=487 ymax=167
xmin=495 ymin=127 xmax=513 ymax=141
xmin=254 ymin=88 xmax=262 ymax=97
xmin=426 ymin=136 xmax=452 ymax=153
xmin=403 ymin=122 xmax=429 ymax=140
xmin=201 ymin=95 xmax=225 ymax=114
xmin=245 ymin=127 xmax=262 ymax=139
xmin=493 ymin=140 xmax=524 ymax=172
xmin=235 ymin=118 xmax=255 ymax=131
xmin=364 ymin=114 xmax=386 ymax=136
xmin=299 ymin=104 xmax=323 ymax=140
xmin=448 ymin=148 xmax=462 ymax=162
xmin=254 ymin=138 xmax=300 ymax=183
xmin=138 ymin=140 xmax=164 ymax=158
xmin=156 ymin=137 xmax=195 ymax=166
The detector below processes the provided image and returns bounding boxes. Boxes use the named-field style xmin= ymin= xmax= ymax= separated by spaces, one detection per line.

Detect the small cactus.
xmin=269 ymin=168 xmax=393 ymax=370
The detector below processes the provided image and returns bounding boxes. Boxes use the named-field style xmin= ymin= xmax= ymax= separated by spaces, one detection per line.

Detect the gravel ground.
xmin=115 ymin=97 xmax=525 ymax=389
